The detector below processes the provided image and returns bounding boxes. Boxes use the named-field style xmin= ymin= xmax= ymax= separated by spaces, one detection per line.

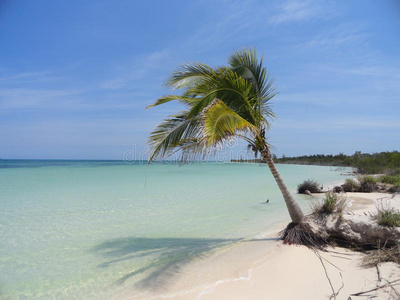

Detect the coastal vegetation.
xmin=297 ymin=179 xmax=321 ymax=194
xmin=376 ymin=205 xmax=400 ymax=228
xmin=334 ymin=175 xmax=400 ymax=193
xmin=342 ymin=178 xmax=360 ymax=192
xmin=312 ymin=191 xmax=347 ymax=215
xmin=147 ymin=48 xmax=304 ymax=224
xmin=357 ymin=175 xmax=378 ymax=192
xmin=233 ymin=151 xmax=400 ymax=193
xmin=274 ymin=151 xmax=400 ymax=175
xmin=379 ymin=174 xmax=400 ymax=186
xmin=287 ymin=151 xmax=400 ymax=194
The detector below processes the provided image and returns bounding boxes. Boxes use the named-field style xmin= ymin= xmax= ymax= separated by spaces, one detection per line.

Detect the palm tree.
xmin=147 ymin=48 xmax=304 ymax=224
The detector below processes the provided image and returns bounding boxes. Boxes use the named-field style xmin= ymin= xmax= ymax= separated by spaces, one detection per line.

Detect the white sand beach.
xmin=136 ymin=192 xmax=400 ymax=300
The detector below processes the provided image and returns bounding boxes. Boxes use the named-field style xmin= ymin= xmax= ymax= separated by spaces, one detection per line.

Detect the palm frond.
xmin=228 ymin=48 xmax=277 ymax=124
xmin=186 ymin=68 xmax=257 ymax=124
xmin=166 ymin=63 xmax=216 ymax=89
xmin=148 ymin=112 xmax=202 ymax=161
xmin=229 ymin=48 xmax=267 ymax=95
xmin=147 ymin=48 xmax=278 ymax=162
xmin=146 ymin=95 xmax=197 ymax=109
xmin=203 ymin=99 xmax=259 ymax=146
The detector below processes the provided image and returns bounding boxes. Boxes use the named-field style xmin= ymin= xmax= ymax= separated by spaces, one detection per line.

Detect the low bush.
xmin=333 ymin=185 xmax=343 ymax=193
xmin=358 ymin=175 xmax=377 ymax=183
xmin=312 ymin=191 xmax=347 ymax=215
xmin=297 ymin=179 xmax=321 ymax=194
xmin=342 ymin=178 xmax=360 ymax=192
xmin=357 ymin=175 xmax=377 ymax=192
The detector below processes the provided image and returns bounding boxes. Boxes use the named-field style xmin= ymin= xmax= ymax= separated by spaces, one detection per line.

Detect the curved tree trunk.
xmin=261 ymin=147 xmax=304 ymax=223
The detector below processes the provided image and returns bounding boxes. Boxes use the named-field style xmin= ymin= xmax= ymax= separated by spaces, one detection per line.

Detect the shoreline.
xmin=129 ymin=191 xmax=400 ymax=300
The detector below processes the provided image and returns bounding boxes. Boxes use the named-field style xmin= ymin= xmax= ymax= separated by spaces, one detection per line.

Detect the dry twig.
xmin=350 ymin=279 xmax=400 ymax=296
xmin=314 ymin=250 xmax=344 ymax=300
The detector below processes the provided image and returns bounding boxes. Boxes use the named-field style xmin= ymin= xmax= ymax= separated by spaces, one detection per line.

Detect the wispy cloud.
xmin=275 ymin=117 xmax=400 ymax=131
xmin=306 ymin=33 xmax=367 ymax=48
xmin=100 ymin=50 xmax=172 ymax=90
xmin=300 ymin=23 xmax=369 ymax=50
xmin=276 ymin=90 xmax=359 ymax=106
xmin=0 ymin=70 xmax=61 ymax=84
xmin=0 ymin=71 xmax=49 ymax=81
xmin=268 ymin=0 xmax=331 ymax=25
xmin=303 ymin=62 xmax=400 ymax=82
xmin=0 ymin=87 xmax=85 ymax=110
xmin=0 ymin=67 xmax=157 ymax=112
xmin=339 ymin=66 xmax=400 ymax=78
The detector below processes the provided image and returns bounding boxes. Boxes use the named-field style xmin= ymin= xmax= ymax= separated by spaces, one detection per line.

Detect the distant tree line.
xmin=232 ymin=151 xmax=400 ymax=175
xmin=274 ymin=151 xmax=400 ymax=175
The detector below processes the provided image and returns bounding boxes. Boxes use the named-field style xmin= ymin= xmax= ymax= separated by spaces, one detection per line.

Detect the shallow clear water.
xmin=0 ymin=160 xmax=352 ymax=299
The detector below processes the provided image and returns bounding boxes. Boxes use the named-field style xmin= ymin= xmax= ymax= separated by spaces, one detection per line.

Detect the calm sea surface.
xmin=0 ymin=160 xmax=352 ymax=299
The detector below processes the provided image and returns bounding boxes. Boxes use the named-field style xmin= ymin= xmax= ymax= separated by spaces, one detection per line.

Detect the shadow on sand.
xmin=91 ymin=236 xmax=244 ymax=291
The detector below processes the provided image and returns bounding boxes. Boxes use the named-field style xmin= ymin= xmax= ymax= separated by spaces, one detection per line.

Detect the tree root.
xmin=279 ymin=222 xmax=329 ymax=250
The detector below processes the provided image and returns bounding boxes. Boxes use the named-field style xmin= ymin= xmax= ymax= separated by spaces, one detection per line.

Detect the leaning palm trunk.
xmin=261 ymin=146 xmax=304 ymax=223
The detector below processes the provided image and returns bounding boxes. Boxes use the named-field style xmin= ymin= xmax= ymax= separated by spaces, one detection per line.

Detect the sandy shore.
xmin=134 ymin=192 xmax=400 ymax=300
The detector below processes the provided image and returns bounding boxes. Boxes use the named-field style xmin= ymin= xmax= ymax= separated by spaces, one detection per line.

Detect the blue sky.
xmin=1 ymin=0 xmax=399 ymax=159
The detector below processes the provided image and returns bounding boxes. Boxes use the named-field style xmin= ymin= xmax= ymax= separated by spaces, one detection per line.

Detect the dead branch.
xmin=350 ymin=279 xmax=400 ymax=296
xmin=314 ymin=250 xmax=343 ymax=300
xmin=375 ymin=264 xmax=381 ymax=283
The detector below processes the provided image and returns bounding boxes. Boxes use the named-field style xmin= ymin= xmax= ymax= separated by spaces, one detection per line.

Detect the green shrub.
xmin=342 ymin=178 xmax=360 ymax=192
xmin=312 ymin=191 xmax=347 ymax=215
xmin=357 ymin=175 xmax=378 ymax=192
xmin=358 ymin=175 xmax=377 ymax=183
xmin=376 ymin=206 xmax=400 ymax=227
xmin=355 ymin=152 xmax=400 ymax=174
xmin=297 ymin=180 xmax=321 ymax=194
xmin=378 ymin=175 xmax=400 ymax=186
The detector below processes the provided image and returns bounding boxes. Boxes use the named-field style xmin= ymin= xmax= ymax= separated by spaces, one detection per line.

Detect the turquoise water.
xmin=0 ymin=160 xmax=352 ymax=299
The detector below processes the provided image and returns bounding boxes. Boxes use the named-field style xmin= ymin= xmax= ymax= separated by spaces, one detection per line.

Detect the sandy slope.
xmin=136 ymin=192 xmax=400 ymax=300
xmin=194 ymin=244 xmax=400 ymax=300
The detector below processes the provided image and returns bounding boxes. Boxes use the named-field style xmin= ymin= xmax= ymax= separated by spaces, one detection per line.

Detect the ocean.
xmin=0 ymin=160 xmax=352 ymax=299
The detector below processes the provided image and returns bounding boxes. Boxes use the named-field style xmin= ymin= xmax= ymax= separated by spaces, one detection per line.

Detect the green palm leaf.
xmin=148 ymin=48 xmax=276 ymax=160
xmin=203 ymin=99 xmax=259 ymax=146
xmin=148 ymin=112 xmax=202 ymax=161
xmin=166 ymin=63 xmax=217 ymax=89
xmin=146 ymin=95 xmax=196 ymax=109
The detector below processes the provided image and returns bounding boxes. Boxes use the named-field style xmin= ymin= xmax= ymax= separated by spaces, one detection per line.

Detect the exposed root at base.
xmin=279 ymin=222 xmax=329 ymax=250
